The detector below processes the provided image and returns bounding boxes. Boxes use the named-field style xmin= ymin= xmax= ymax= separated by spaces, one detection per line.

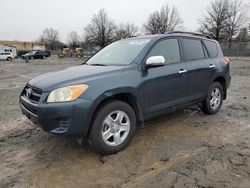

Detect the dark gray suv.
xmin=20 ymin=31 xmax=231 ymax=154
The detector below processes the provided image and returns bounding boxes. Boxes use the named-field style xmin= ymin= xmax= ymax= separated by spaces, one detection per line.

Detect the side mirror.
xmin=146 ymin=56 xmax=165 ymax=67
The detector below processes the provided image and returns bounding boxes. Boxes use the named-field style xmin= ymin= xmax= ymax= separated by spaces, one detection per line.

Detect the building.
xmin=0 ymin=40 xmax=46 ymax=56
xmin=0 ymin=45 xmax=17 ymax=57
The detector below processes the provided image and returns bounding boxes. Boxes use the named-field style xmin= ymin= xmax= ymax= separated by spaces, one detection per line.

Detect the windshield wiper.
xmin=89 ymin=63 xmax=107 ymax=66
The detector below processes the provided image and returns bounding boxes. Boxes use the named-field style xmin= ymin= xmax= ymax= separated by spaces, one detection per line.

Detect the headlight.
xmin=47 ymin=84 xmax=88 ymax=103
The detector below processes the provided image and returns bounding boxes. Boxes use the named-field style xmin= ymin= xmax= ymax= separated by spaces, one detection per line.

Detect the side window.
xmin=147 ymin=38 xmax=181 ymax=64
xmin=204 ymin=40 xmax=218 ymax=58
xmin=181 ymin=38 xmax=205 ymax=61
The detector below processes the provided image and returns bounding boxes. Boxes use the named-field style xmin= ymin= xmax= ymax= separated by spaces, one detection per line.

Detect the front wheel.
xmin=89 ymin=100 xmax=136 ymax=155
xmin=201 ymin=82 xmax=223 ymax=114
xmin=7 ymin=57 xmax=12 ymax=61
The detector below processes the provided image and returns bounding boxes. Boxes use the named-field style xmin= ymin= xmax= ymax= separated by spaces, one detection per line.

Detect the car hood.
xmin=29 ymin=65 xmax=124 ymax=92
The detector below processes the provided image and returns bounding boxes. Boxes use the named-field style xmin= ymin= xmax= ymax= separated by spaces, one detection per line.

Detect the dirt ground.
xmin=0 ymin=58 xmax=250 ymax=188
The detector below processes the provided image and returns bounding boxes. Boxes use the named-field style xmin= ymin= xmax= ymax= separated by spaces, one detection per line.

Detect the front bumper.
xmin=20 ymin=94 xmax=93 ymax=137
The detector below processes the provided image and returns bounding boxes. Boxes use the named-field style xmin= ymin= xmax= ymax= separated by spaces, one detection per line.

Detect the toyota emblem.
xmin=26 ymin=88 xmax=32 ymax=98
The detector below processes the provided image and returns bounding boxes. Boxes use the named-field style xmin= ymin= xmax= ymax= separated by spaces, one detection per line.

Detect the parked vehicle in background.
xmin=0 ymin=45 xmax=17 ymax=57
xmin=58 ymin=47 xmax=70 ymax=58
xmin=58 ymin=47 xmax=83 ymax=58
xmin=20 ymin=31 xmax=231 ymax=154
xmin=75 ymin=48 xmax=84 ymax=58
xmin=0 ymin=52 xmax=14 ymax=61
xmin=21 ymin=51 xmax=47 ymax=59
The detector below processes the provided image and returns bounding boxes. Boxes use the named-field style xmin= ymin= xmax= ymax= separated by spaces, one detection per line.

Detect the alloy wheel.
xmin=101 ymin=110 xmax=130 ymax=146
xmin=210 ymin=88 xmax=221 ymax=110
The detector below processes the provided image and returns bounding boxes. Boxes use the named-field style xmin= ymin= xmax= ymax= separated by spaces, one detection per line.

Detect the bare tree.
xmin=81 ymin=35 xmax=95 ymax=51
xmin=84 ymin=9 xmax=115 ymax=48
xmin=199 ymin=0 xmax=249 ymax=42
xmin=114 ymin=23 xmax=138 ymax=40
xmin=199 ymin=0 xmax=230 ymax=41
xmin=39 ymin=28 xmax=61 ymax=50
xmin=68 ymin=31 xmax=80 ymax=48
xmin=143 ymin=5 xmax=183 ymax=34
xmin=225 ymin=0 xmax=248 ymax=43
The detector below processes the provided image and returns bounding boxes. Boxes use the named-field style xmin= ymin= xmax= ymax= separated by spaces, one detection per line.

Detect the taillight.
xmin=224 ymin=56 xmax=230 ymax=64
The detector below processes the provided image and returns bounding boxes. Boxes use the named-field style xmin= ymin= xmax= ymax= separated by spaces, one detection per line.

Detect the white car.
xmin=0 ymin=52 xmax=14 ymax=61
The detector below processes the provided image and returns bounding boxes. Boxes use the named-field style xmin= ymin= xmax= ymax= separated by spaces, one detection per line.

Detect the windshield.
xmin=86 ymin=39 xmax=150 ymax=65
xmin=26 ymin=51 xmax=36 ymax=55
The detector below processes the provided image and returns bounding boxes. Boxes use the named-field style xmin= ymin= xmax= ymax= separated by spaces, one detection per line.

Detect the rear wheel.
xmin=7 ymin=57 xmax=12 ymax=61
xmin=89 ymin=100 xmax=136 ymax=155
xmin=201 ymin=82 xmax=223 ymax=114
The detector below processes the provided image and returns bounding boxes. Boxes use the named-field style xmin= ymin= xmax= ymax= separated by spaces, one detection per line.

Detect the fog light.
xmin=51 ymin=118 xmax=71 ymax=133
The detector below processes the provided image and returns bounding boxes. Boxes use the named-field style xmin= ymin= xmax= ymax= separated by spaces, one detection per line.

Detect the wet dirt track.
xmin=0 ymin=58 xmax=250 ymax=188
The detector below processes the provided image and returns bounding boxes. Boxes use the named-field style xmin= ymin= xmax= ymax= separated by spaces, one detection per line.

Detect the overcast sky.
xmin=0 ymin=0 xmax=249 ymax=43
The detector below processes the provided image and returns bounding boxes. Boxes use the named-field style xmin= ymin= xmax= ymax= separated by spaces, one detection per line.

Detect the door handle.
xmin=178 ymin=69 xmax=187 ymax=74
xmin=209 ymin=64 xmax=215 ymax=68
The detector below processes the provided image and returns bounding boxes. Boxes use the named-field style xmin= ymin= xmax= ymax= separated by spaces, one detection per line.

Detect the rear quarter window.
xmin=181 ymin=38 xmax=205 ymax=61
xmin=204 ymin=40 xmax=218 ymax=58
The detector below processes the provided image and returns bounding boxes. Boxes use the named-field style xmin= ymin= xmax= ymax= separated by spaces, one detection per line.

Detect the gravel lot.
xmin=0 ymin=58 xmax=250 ymax=188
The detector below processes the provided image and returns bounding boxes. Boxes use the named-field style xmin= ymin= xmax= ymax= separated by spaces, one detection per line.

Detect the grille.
xmin=20 ymin=85 xmax=42 ymax=116
xmin=22 ymin=85 xmax=42 ymax=103
xmin=21 ymin=101 xmax=38 ymax=115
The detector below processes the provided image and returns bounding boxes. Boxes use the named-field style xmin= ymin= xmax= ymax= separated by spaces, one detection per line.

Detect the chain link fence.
xmin=221 ymin=42 xmax=250 ymax=57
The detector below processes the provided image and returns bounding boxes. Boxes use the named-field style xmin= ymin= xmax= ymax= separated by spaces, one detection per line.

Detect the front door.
xmin=142 ymin=38 xmax=189 ymax=114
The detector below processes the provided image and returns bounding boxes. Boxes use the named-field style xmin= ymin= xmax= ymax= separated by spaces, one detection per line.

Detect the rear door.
xmin=142 ymin=37 xmax=189 ymax=114
xmin=180 ymin=37 xmax=213 ymax=101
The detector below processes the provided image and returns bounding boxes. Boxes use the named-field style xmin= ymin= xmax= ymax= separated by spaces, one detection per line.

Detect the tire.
xmin=201 ymin=82 xmax=223 ymax=114
xmin=89 ymin=100 xmax=136 ymax=155
xmin=43 ymin=56 xmax=46 ymax=59
xmin=30 ymin=56 xmax=34 ymax=60
xmin=7 ymin=57 xmax=12 ymax=61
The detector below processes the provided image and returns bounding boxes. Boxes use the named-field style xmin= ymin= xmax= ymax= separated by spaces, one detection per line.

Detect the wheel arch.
xmin=212 ymin=76 xmax=227 ymax=99
xmin=86 ymin=91 xmax=143 ymax=137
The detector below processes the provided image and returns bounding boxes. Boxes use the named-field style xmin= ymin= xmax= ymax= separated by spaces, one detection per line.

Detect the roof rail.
xmin=165 ymin=31 xmax=211 ymax=39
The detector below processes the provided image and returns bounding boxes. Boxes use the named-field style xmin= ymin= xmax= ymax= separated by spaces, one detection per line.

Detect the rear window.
xmin=204 ymin=40 xmax=218 ymax=58
xmin=181 ymin=38 xmax=205 ymax=61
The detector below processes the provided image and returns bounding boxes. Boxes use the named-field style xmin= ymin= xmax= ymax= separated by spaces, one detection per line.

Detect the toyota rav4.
xmin=20 ymin=31 xmax=231 ymax=154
